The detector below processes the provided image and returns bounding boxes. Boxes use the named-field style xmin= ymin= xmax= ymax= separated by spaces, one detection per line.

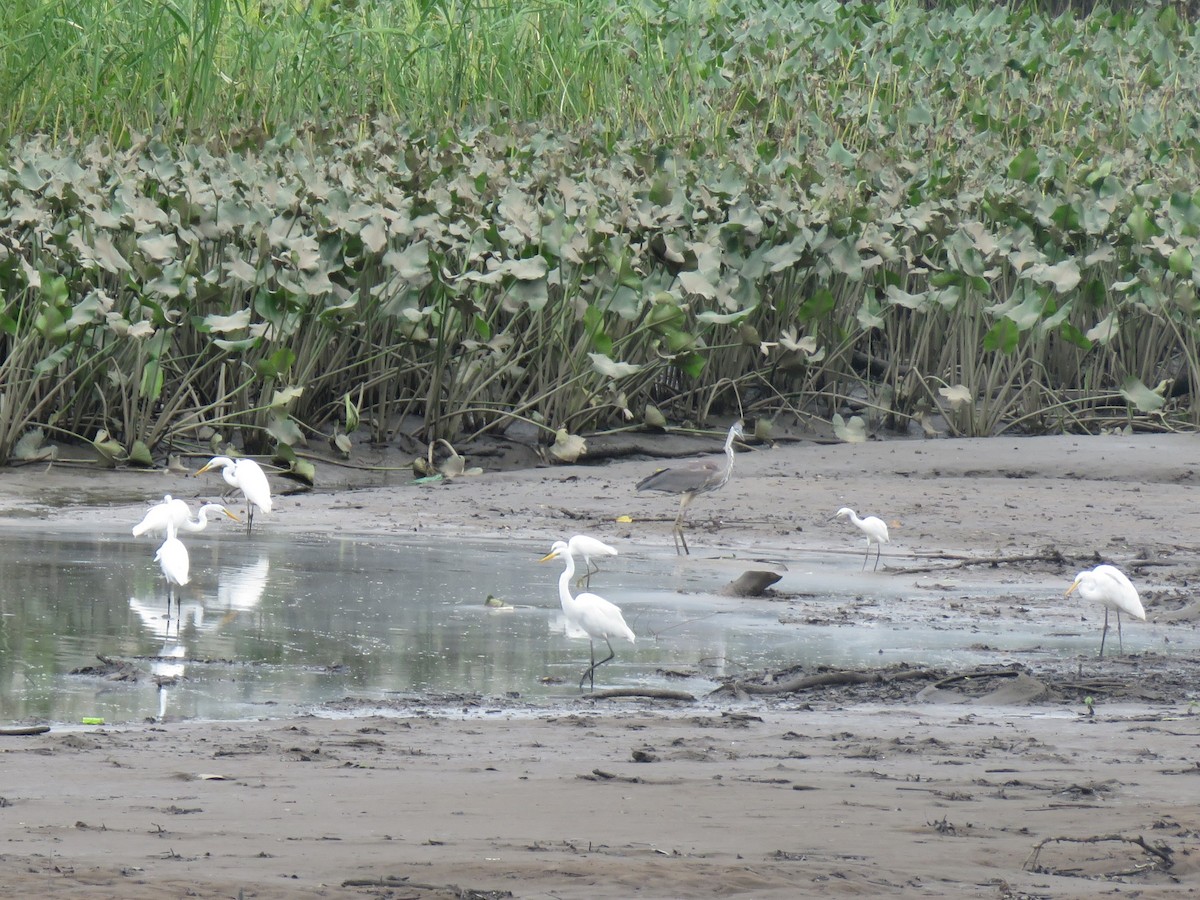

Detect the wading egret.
xmin=154 ymin=523 xmax=190 ymax=611
xmin=559 ymin=534 xmax=618 ymax=588
xmin=132 ymin=495 xmax=239 ymax=537
xmin=635 ymin=420 xmax=744 ymax=555
xmin=831 ymin=507 xmax=890 ymax=572
xmin=540 ymin=543 xmax=635 ymax=691
xmin=195 ymin=457 xmax=272 ymax=533
xmin=1065 ymin=564 xmax=1146 ymax=658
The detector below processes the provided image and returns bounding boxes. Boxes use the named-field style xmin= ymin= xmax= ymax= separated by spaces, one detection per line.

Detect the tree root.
xmin=891 ymin=547 xmax=1067 ymax=575
xmin=1024 ymin=833 xmax=1174 ymax=875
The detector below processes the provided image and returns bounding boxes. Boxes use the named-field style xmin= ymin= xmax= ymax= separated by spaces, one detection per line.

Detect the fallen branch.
xmin=588 ymin=688 xmax=696 ymax=702
xmin=713 ymin=666 xmax=941 ymax=697
xmin=340 ymin=875 xmax=513 ymax=898
xmin=1024 ymin=833 xmax=1174 ymax=874
xmin=0 ymin=725 xmax=51 ymax=736
xmin=891 ymin=547 xmax=1066 ymax=575
xmin=930 ymin=669 xmax=1021 ymax=690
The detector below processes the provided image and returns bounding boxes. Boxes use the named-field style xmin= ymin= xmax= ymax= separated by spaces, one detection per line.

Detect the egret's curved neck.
xmin=557 ymin=554 xmax=578 ymax=613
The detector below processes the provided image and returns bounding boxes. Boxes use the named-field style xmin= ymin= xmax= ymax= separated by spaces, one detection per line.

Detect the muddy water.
xmin=0 ymin=524 xmax=1184 ymax=724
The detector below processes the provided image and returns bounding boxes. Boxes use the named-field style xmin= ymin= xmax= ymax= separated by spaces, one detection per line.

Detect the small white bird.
xmin=556 ymin=534 xmax=618 ymax=588
xmin=195 ymin=456 xmax=272 ymax=533
xmin=154 ymin=523 xmax=191 ymax=611
xmin=541 ymin=542 xmax=635 ymax=691
xmin=831 ymin=507 xmax=890 ymax=572
xmin=132 ymin=495 xmax=239 ymax=537
xmin=1065 ymin=564 xmax=1146 ymax=658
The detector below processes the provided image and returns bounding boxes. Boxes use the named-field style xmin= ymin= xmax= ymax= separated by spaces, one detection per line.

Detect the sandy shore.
xmin=1 ymin=432 xmax=1199 ymax=897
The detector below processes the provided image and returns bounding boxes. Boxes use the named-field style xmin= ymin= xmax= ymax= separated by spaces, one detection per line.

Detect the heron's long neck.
xmin=716 ymin=438 xmax=737 ymax=488
xmin=557 ymin=555 xmax=578 ymax=614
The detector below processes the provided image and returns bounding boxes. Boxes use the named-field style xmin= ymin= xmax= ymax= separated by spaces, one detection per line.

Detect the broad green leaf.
xmin=588 ymin=353 xmax=643 ymax=378
xmin=1007 ymin=147 xmax=1040 ymax=183
xmin=270 ymin=386 xmax=304 ymax=408
xmin=938 ymin=384 xmax=972 ymax=408
xmin=267 ymin=411 xmax=305 ymax=446
xmin=550 ymin=428 xmax=586 ymax=463
xmin=1120 ymin=377 xmax=1165 ymax=413
xmin=1086 ymin=313 xmax=1118 ymax=344
xmin=696 ymin=308 xmax=752 ymax=325
xmin=203 ymin=309 xmax=252 ymax=333
xmin=983 ymin=318 xmax=1019 ymax=353
xmin=831 ymin=413 xmax=866 ymax=444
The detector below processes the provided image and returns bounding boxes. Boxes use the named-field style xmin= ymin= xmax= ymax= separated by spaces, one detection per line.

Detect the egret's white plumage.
xmin=561 ymin=534 xmax=618 ymax=588
xmin=154 ymin=523 xmax=190 ymax=609
xmin=196 ymin=456 xmax=272 ymax=533
xmin=1065 ymin=564 xmax=1146 ymax=657
xmin=132 ymin=495 xmax=238 ymax=537
xmin=541 ymin=543 xmax=635 ymax=691
xmin=635 ymin=420 xmax=744 ymax=555
xmin=832 ymin=507 xmax=890 ymax=571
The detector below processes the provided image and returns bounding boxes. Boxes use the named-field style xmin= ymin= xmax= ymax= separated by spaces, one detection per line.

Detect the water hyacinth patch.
xmin=1 ymin=2 xmax=1200 ymax=467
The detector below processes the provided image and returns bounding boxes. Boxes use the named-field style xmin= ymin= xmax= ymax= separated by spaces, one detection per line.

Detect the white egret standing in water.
xmin=541 ymin=543 xmax=635 ymax=691
xmin=1065 ymin=564 xmax=1146 ymax=658
xmin=195 ymin=457 xmax=272 ymax=533
xmin=831 ymin=507 xmax=890 ymax=572
xmin=132 ymin=495 xmax=239 ymax=537
xmin=154 ymin=523 xmax=190 ymax=612
xmin=560 ymin=534 xmax=618 ymax=588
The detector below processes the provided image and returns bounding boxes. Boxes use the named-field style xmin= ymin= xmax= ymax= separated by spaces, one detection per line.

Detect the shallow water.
xmin=0 ymin=524 xmax=1185 ymax=725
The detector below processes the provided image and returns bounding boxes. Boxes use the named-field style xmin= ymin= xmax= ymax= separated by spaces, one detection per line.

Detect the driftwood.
xmin=588 ymin=687 xmax=696 ymax=702
xmin=891 ymin=547 xmax=1067 ymax=575
xmin=715 ymin=666 xmax=940 ymax=697
xmin=1025 ymin=833 xmax=1174 ymax=874
xmin=0 ymin=725 xmax=51 ymax=736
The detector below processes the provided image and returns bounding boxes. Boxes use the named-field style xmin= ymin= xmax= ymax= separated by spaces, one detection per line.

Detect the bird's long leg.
xmin=873 ymin=542 xmax=882 ymax=572
xmin=580 ymin=638 xmax=616 ymax=691
xmin=580 ymin=640 xmax=597 ymax=691
xmin=861 ymin=543 xmax=868 ymax=572
xmin=1099 ymin=607 xmax=1110 ymax=658
xmin=575 ymin=560 xmax=599 ymax=590
xmin=246 ymin=502 xmax=254 ymax=535
xmin=1116 ymin=609 xmax=1124 ymax=654
xmin=675 ymin=494 xmax=694 ymax=556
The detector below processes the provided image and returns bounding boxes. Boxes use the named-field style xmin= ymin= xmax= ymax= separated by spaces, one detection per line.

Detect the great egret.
xmin=540 ymin=543 xmax=635 ymax=691
xmin=154 ymin=523 xmax=190 ymax=611
xmin=132 ymin=495 xmax=239 ymax=537
xmin=635 ymin=420 xmax=744 ymax=555
xmin=195 ymin=457 xmax=272 ymax=533
xmin=831 ymin=507 xmax=890 ymax=572
xmin=559 ymin=534 xmax=618 ymax=588
xmin=1065 ymin=564 xmax=1146 ymax=658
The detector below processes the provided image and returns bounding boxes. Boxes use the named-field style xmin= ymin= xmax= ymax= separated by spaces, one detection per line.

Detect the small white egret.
xmin=195 ymin=456 xmax=272 ymax=533
xmin=635 ymin=420 xmax=744 ymax=555
xmin=1065 ymin=564 xmax=1146 ymax=658
xmin=831 ymin=507 xmax=890 ymax=572
xmin=560 ymin=534 xmax=618 ymax=588
xmin=154 ymin=523 xmax=190 ymax=611
xmin=540 ymin=543 xmax=635 ymax=691
xmin=132 ymin=495 xmax=239 ymax=537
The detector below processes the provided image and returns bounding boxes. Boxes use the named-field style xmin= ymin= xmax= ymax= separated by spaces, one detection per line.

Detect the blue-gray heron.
xmin=831 ymin=507 xmax=890 ymax=571
xmin=635 ymin=420 xmax=744 ymax=555
xmin=1065 ymin=564 xmax=1146 ymax=657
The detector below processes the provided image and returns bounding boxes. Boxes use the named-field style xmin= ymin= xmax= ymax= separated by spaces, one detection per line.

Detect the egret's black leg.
xmin=873 ymin=542 xmax=882 ymax=572
xmin=1099 ymin=607 xmax=1110 ymax=658
xmin=1116 ymin=610 xmax=1124 ymax=654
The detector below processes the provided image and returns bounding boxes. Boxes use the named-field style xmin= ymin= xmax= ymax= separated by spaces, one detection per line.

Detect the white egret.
xmin=635 ymin=420 xmax=744 ymax=555
xmin=831 ymin=507 xmax=890 ymax=572
xmin=540 ymin=543 xmax=635 ymax=691
xmin=132 ymin=495 xmax=239 ymax=537
xmin=1065 ymin=564 xmax=1146 ymax=658
xmin=154 ymin=523 xmax=190 ymax=611
xmin=195 ymin=456 xmax=272 ymax=533
xmin=560 ymin=534 xmax=618 ymax=588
